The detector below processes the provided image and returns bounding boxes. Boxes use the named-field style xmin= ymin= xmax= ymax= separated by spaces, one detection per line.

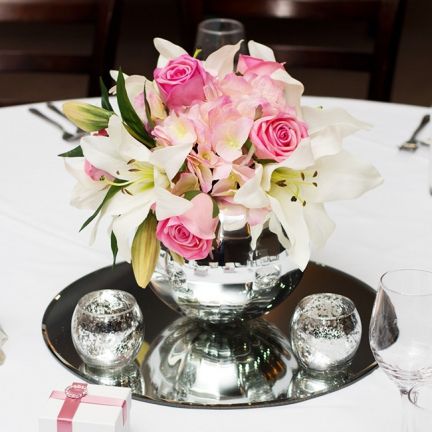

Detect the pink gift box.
xmin=39 ymin=382 xmax=132 ymax=432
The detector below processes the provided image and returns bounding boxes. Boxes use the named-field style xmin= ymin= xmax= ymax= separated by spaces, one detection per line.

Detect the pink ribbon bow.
xmin=50 ymin=382 xmax=127 ymax=432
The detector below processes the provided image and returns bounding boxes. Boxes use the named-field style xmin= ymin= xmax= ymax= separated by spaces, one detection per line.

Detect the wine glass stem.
xmin=400 ymin=390 xmax=412 ymax=432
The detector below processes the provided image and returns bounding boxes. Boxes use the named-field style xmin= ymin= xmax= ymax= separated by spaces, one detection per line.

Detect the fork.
xmin=399 ymin=114 xmax=431 ymax=151
xmin=28 ymin=107 xmax=87 ymax=142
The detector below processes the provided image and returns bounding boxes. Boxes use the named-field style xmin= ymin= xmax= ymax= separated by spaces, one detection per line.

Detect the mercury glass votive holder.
xmin=71 ymin=290 xmax=144 ymax=369
xmin=290 ymin=293 xmax=362 ymax=372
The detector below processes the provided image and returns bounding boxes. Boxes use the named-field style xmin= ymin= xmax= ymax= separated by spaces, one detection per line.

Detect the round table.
xmin=1 ymin=97 xmax=431 ymax=432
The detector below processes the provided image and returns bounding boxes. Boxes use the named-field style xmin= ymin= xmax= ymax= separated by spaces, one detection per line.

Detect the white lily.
xmin=65 ymin=158 xmax=108 ymax=210
xmin=77 ymin=115 xmax=193 ymax=261
xmin=65 ymin=158 xmax=114 ymax=245
xmin=234 ymin=110 xmax=383 ymax=271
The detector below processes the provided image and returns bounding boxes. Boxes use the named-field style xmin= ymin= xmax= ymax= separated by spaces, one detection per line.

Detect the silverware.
xmin=28 ymin=107 xmax=87 ymax=142
xmin=47 ymin=102 xmax=85 ymax=135
xmin=46 ymin=101 xmax=68 ymax=120
xmin=399 ymin=114 xmax=431 ymax=151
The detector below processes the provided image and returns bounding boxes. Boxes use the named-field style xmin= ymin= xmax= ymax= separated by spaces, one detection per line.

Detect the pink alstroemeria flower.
xmin=152 ymin=112 xmax=197 ymax=147
xmin=208 ymin=104 xmax=254 ymax=162
xmin=186 ymin=148 xmax=218 ymax=193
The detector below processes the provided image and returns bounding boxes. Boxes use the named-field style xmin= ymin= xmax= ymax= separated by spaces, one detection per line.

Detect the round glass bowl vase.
xmin=150 ymin=213 xmax=303 ymax=324
xmin=290 ymin=293 xmax=362 ymax=372
xmin=71 ymin=289 xmax=144 ymax=369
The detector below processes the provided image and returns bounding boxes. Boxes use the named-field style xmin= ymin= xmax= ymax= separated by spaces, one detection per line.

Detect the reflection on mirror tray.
xmin=80 ymin=361 xmax=145 ymax=395
xmin=42 ymin=261 xmax=377 ymax=408
xmin=289 ymin=368 xmax=353 ymax=399
xmin=143 ymin=317 xmax=296 ymax=405
xmin=80 ymin=317 xmax=357 ymax=406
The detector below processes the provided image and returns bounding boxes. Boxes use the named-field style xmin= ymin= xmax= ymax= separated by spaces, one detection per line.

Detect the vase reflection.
xmin=141 ymin=317 xmax=298 ymax=405
xmin=81 ymin=316 xmax=358 ymax=406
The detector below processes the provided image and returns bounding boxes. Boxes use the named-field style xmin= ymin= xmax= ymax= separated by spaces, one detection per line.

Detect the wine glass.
xmin=408 ymin=383 xmax=432 ymax=431
xmin=369 ymin=269 xmax=432 ymax=431
xmin=194 ymin=18 xmax=245 ymax=59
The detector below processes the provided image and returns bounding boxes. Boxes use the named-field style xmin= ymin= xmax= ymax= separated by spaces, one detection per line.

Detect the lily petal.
xmin=261 ymin=138 xmax=315 ymax=192
xmin=105 ymin=188 xmax=154 ymax=216
xmin=268 ymin=192 xmax=310 ymax=271
xmin=302 ymin=106 xmax=370 ymax=159
xmin=80 ymin=134 xmax=125 ymax=178
xmin=110 ymin=70 xmax=129 ymax=82
xmin=250 ymin=222 xmax=264 ymax=250
xmin=234 ymin=164 xmax=269 ymax=209
xmin=64 ymin=159 xmax=107 ymax=209
xmin=112 ymin=203 xmax=152 ymax=262
xmin=204 ymin=41 xmax=243 ymax=77
xmin=150 ymin=142 xmax=193 ymax=180
xmin=268 ymin=214 xmax=290 ymax=250
xmin=108 ymin=115 xmax=152 ymax=163
xmin=154 ymin=38 xmax=188 ymax=68
xmin=248 ymin=41 xmax=276 ymax=61
xmin=303 ymin=203 xmax=335 ymax=248
xmin=154 ymin=187 xmax=192 ymax=220
xmin=109 ymin=74 xmax=146 ymax=98
xmin=302 ymin=150 xmax=383 ymax=203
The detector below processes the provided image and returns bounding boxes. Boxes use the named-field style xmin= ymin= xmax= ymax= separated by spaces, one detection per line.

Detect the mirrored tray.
xmin=42 ymin=261 xmax=376 ymax=409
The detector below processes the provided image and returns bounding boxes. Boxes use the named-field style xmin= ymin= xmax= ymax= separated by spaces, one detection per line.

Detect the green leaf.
xmin=63 ymin=102 xmax=113 ymax=132
xmin=193 ymin=48 xmax=202 ymax=59
xmin=256 ymin=158 xmax=276 ymax=164
xmin=100 ymin=77 xmax=114 ymax=112
xmin=183 ymin=190 xmax=201 ymax=200
xmin=116 ymin=69 xmax=155 ymax=148
xmin=110 ymin=231 xmax=118 ymax=268
xmin=58 ymin=145 xmax=83 ymax=158
xmin=131 ymin=212 xmax=160 ymax=288
xmin=79 ymin=183 xmax=121 ymax=232
xmin=211 ymin=198 xmax=219 ymax=218
xmin=244 ymin=139 xmax=253 ymax=151
xmin=143 ymin=83 xmax=155 ymax=130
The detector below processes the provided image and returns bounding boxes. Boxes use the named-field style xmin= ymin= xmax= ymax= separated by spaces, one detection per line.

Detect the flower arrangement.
xmin=62 ymin=38 xmax=382 ymax=288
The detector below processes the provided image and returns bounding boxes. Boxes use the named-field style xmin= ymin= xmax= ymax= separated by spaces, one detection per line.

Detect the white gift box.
xmin=39 ymin=382 xmax=132 ymax=432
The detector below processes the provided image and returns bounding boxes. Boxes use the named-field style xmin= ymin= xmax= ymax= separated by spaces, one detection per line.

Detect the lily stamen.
xmin=272 ymin=167 xmax=319 ymax=207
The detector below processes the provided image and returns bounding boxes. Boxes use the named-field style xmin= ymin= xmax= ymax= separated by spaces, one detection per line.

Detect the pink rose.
xmin=237 ymin=55 xmax=284 ymax=77
xmin=250 ymin=113 xmax=308 ymax=162
xmin=156 ymin=193 xmax=218 ymax=260
xmin=154 ymin=54 xmax=208 ymax=109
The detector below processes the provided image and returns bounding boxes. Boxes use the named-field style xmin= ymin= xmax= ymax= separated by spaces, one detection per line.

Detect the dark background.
xmin=0 ymin=0 xmax=430 ymax=105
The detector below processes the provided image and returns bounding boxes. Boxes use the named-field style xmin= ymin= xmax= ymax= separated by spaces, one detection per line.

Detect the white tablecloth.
xmin=1 ymin=97 xmax=431 ymax=431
